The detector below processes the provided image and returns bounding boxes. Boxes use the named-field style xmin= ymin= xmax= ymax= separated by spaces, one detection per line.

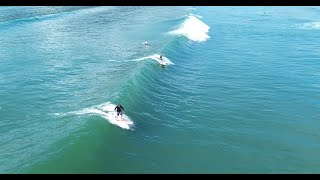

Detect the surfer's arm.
xmin=120 ymin=105 xmax=124 ymax=111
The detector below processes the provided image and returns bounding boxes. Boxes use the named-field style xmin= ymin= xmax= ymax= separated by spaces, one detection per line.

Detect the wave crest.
xmin=168 ymin=15 xmax=210 ymax=42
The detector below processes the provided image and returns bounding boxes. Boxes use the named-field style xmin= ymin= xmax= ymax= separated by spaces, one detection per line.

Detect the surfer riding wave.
xmin=114 ymin=104 xmax=124 ymax=120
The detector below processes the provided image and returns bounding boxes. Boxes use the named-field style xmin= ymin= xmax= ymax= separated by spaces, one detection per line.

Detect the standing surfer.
xmin=114 ymin=104 xmax=124 ymax=120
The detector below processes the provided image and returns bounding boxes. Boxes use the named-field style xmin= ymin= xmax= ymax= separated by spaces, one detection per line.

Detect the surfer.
xmin=114 ymin=104 xmax=124 ymax=120
xmin=144 ymin=41 xmax=149 ymax=46
xmin=160 ymin=54 xmax=163 ymax=60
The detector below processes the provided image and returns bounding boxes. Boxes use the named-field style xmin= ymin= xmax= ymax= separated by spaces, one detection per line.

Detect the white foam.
xmin=168 ymin=15 xmax=210 ymax=42
xmin=190 ymin=13 xmax=202 ymax=19
xmin=133 ymin=54 xmax=174 ymax=65
xmin=299 ymin=22 xmax=320 ymax=30
xmin=52 ymin=102 xmax=134 ymax=130
xmin=51 ymin=112 xmax=63 ymax=116
xmin=95 ymin=102 xmax=116 ymax=112
xmin=73 ymin=108 xmax=105 ymax=116
xmin=105 ymin=111 xmax=134 ymax=129
xmin=186 ymin=7 xmax=197 ymax=11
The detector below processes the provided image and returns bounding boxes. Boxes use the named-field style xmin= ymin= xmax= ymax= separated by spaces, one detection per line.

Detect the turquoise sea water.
xmin=0 ymin=6 xmax=320 ymax=173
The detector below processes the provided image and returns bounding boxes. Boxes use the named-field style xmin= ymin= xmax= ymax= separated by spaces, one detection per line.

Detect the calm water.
xmin=0 ymin=6 xmax=320 ymax=173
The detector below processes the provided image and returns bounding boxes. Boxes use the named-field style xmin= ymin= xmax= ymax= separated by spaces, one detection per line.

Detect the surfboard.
xmin=156 ymin=57 xmax=168 ymax=66
xmin=106 ymin=111 xmax=133 ymax=129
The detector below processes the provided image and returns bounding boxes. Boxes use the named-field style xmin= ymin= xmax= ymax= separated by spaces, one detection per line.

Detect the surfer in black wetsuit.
xmin=114 ymin=104 xmax=124 ymax=120
xmin=160 ymin=54 xmax=163 ymax=60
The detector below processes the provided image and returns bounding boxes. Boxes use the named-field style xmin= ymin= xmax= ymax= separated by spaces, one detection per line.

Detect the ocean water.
xmin=0 ymin=6 xmax=320 ymax=174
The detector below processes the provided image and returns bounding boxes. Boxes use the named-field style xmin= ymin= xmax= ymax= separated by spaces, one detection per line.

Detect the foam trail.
xmin=168 ymin=15 xmax=210 ymax=42
xmin=51 ymin=107 xmax=107 ymax=117
xmin=52 ymin=102 xmax=134 ymax=130
xmin=298 ymin=22 xmax=320 ymax=30
xmin=133 ymin=54 xmax=174 ymax=65
xmin=108 ymin=59 xmax=134 ymax=63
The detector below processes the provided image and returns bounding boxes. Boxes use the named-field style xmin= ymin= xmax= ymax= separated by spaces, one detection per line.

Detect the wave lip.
xmin=168 ymin=15 xmax=210 ymax=42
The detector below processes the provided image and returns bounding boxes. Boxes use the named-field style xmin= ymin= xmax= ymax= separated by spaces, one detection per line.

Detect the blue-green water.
xmin=1 ymin=6 xmax=320 ymax=174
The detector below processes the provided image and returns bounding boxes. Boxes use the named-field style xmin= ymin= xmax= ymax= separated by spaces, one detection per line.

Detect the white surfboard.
xmin=97 ymin=103 xmax=134 ymax=130
xmin=105 ymin=111 xmax=133 ymax=129
xmin=155 ymin=57 xmax=168 ymax=66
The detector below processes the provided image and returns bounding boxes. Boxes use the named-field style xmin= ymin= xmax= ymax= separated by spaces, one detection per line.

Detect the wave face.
xmin=0 ymin=6 xmax=190 ymax=173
